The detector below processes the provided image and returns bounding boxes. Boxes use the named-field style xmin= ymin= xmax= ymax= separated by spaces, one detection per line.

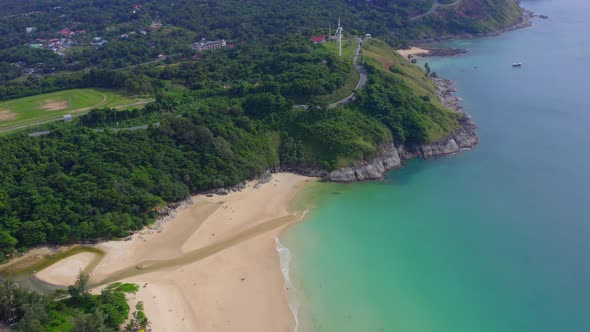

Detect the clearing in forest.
xmin=0 ymin=88 xmax=153 ymax=133
xmin=41 ymin=100 xmax=69 ymax=111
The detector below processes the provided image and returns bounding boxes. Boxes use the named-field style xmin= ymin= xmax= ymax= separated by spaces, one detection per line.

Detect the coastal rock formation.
xmin=415 ymin=10 xmax=534 ymax=43
xmin=414 ymin=116 xmax=478 ymax=159
xmin=280 ymin=74 xmax=478 ymax=183
xmin=422 ymin=47 xmax=468 ymax=57
xmin=320 ymin=77 xmax=479 ymax=182
xmin=325 ymin=143 xmax=402 ymax=182
xmin=322 ymin=115 xmax=478 ymax=182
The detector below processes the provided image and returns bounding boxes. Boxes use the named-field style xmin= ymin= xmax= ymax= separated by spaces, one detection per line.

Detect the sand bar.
xmin=35 ymin=252 xmax=96 ymax=286
xmin=396 ymin=46 xmax=430 ymax=59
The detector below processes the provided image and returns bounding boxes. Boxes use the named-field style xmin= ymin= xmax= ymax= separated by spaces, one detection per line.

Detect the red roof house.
xmin=59 ymin=29 xmax=74 ymax=37
xmin=312 ymin=36 xmax=325 ymax=44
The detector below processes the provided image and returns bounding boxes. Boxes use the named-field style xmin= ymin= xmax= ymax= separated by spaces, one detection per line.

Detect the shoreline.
xmin=31 ymin=173 xmax=315 ymax=332
xmin=404 ymin=7 xmax=535 ymax=61
xmin=414 ymin=9 xmax=534 ymax=44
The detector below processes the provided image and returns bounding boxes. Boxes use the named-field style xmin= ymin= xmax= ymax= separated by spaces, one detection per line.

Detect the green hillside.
xmin=359 ymin=39 xmax=461 ymax=143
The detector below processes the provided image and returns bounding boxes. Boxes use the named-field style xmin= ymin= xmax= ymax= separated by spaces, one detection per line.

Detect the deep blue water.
xmin=283 ymin=1 xmax=590 ymax=331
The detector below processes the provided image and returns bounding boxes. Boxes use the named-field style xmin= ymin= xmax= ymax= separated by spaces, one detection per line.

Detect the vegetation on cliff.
xmin=358 ymin=39 xmax=461 ymax=144
xmin=409 ymin=0 xmax=524 ymax=39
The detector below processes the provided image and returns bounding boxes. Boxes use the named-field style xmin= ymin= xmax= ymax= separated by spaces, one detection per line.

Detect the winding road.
xmin=294 ymin=37 xmax=367 ymax=110
xmin=328 ymin=37 xmax=367 ymax=109
xmin=410 ymin=0 xmax=463 ymax=21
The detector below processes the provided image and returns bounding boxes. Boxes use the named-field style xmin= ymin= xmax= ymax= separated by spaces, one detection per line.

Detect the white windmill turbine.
xmin=335 ymin=18 xmax=343 ymax=57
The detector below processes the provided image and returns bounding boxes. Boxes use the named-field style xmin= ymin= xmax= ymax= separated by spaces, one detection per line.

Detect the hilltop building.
xmin=312 ymin=35 xmax=327 ymax=44
xmin=192 ymin=38 xmax=227 ymax=52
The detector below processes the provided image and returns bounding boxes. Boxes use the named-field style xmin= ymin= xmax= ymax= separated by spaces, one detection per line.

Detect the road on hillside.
xmin=327 ymin=37 xmax=367 ymax=109
xmin=293 ymin=38 xmax=366 ymax=110
xmin=410 ymin=0 xmax=463 ymax=21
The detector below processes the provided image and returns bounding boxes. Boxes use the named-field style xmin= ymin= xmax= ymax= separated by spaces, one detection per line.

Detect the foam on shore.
xmin=276 ymin=236 xmax=300 ymax=332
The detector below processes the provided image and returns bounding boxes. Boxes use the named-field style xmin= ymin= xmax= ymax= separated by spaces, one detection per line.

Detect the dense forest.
xmin=0 ymin=0 xmax=525 ymax=254
xmin=0 ymin=0 xmax=520 ymax=254
xmin=0 ymin=275 xmax=148 ymax=331
xmin=0 ymin=0 xmax=523 ymax=102
xmin=0 ymin=37 xmax=464 ymax=254
xmin=0 ymin=0 xmax=522 ymax=80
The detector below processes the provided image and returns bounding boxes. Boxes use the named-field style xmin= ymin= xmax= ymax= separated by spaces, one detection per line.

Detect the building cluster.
xmin=26 ymin=37 xmax=77 ymax=56
xmin=91 ymin=37 xmax=108 ymax=48
xmin=192 ymin=38 xmax=227 ymax=52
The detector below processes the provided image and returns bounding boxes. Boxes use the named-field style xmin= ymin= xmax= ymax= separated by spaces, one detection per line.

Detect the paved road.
xmin=293 ymin=38 xmax=367 ymax=110
xmin=410 ymin=0 xmax=463 ymax=21
xmin=327 ymin=37 xmax=367 ymax=109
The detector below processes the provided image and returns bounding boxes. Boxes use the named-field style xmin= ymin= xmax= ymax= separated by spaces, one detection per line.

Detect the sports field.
xmin=0 ymin=89 xmax=152 ymax=133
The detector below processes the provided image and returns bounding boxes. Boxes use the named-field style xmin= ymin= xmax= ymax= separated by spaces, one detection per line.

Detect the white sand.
xmin=396 ymin=46 xmax=430 ymax=59
xmin=35 ymin=252 xmax=96 ymax=286
xmin=89 ymin=173 xmax=315 ymax=332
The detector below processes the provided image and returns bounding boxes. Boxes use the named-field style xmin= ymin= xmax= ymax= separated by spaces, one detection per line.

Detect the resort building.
xmin=192 ymin=38 xmax=227 ymax=52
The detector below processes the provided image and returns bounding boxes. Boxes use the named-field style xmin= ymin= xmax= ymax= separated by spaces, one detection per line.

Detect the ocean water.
xmin=281 ymin=1 xmax=590 ymax=331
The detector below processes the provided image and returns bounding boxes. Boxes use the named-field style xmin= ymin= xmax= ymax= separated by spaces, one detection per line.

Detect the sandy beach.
xmin=35 ymin=173 xmax=314 ymax=331
xmin=396 ymin=46 xmax=430 ymax=59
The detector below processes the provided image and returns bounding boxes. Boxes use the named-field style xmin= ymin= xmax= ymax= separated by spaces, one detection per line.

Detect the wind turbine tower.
xmin=335 ymin=18 xmax=343 ymax=57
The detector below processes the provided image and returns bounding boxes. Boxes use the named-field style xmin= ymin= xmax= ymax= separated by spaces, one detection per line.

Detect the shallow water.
xmin=282 ymin=1 xmax=590 ymax=331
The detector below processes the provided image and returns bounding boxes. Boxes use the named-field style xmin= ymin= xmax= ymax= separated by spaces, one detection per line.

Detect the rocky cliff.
xmin=281 ymin=113 xmax=478 ymax=183
xmin=321 ymin=115 xmax=478 ymax=182
xmin=306 ymin=75 xmax=479 ymax=182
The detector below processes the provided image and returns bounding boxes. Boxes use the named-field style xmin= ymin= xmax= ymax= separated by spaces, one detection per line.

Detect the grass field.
xmin=321 ymin=37 xmax=357 ymax=61
xmin=362 ymin=38 xmax=442 ymax=102
xmin=0 ymin=88 xmax=152 ymax=133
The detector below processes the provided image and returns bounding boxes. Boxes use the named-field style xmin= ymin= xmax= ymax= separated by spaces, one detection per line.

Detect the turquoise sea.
xmin=282 ymin=0 xmax=590 ymax=331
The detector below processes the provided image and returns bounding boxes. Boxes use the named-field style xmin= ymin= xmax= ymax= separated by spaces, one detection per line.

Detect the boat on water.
xmin=512 ymin=62 xmax=523 ymax=67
